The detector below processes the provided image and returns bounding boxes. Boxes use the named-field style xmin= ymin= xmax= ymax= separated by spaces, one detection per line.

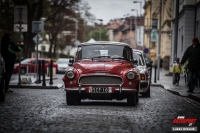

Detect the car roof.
xmin=80 ymin=41 xmax=130 ymax=47
xmin=132 ymin=49 xmax=143 ymax=53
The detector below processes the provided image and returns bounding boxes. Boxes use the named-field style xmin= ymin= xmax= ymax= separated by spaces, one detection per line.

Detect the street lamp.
xmin=133 ymin=1 xmax=142 ymax=16
xmin=40 ymin=17 xmax=46 ymax=58
xmin=97 ymin=19 xmax=103 ymax=41
xmin=131 ymin=9 xmax=138 ymax=48
xmin=131 ymin=9 xmax=138 ymax=17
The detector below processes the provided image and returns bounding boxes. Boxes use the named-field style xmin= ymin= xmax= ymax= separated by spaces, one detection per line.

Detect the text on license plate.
xmin=89 ymin=87 xmax=112 ymax=93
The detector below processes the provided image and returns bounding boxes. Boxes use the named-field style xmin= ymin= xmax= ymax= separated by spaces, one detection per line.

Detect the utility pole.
xmin=174 ymin=0 xmax=179 ymax=61
xmin=157 ymin=0 xmax=162 ymax=80
xmin=148 ymin=0 xmax=152 ymax=57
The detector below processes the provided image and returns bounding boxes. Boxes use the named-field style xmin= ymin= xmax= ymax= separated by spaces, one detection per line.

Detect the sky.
xmin=83 ymin=0 xmax=145 ymax=25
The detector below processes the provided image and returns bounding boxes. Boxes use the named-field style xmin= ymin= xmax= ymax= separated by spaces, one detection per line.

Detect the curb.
xmin=187 ymin=94 xmax=200 ymax=103
xmin=151 ymin=84 xmax=200 ymax=103
xmin=9 ymin=85 xmax=59 ymax=89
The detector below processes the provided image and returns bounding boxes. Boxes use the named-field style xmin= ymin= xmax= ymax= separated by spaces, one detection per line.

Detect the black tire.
xmin=142 ymin=85 xmax=150 ymax=97
xmin=0 ymin=73 xmax=6 ymax=102
xmin=66 ymin=92 xmax=75 ymax=105
xmin=136 ymin=84 xmax=140 ymax=103
xmin=20 ymin=68 xmax=26 ymax=74
xmin=127 ymin=93 xmax=137 ymax=106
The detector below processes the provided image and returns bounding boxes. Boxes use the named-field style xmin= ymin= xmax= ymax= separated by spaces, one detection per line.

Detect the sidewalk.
xmin=9 ymin=73 xmax=64 ymax=89
xmin=151 ymin=68 xmax=200 ymax=103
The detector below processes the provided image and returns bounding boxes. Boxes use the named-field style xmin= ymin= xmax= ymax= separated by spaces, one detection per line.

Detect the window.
xmin=197 ymin=21 xmax=199 ymax=39
xmin=181 ymin=27 xmax=183 ymax=51
xmin=181 ymin=35 xmax=183 ymax=51
xmin=178 ymin=28 xmax=181 ymax=48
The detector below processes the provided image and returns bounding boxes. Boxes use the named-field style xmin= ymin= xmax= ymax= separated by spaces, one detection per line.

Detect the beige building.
xmin=106 ymin=17 xmax=144 ymax=49
xmin=143 ymin=0 xmax=172 ymax=69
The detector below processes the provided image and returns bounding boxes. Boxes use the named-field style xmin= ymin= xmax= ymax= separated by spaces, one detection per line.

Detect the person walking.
xmin=172 ymin=58 xmax=182 ymax=86
xmin=183 ymin=60 xmax=188 ymax=85
xmin=180 ymin=38 xmax=200 ymax=92
xmin=0 ymin=33 xmax=24 ymax=92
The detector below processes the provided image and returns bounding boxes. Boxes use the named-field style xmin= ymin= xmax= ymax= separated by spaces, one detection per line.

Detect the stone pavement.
xmin=151 ymin=68 xmax=200 ymax=103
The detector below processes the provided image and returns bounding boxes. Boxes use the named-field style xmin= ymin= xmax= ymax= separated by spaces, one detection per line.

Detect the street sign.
xmin=14 ymin=6 xmax=27 ymax=24
xmin=14 ymin=24 xmax=27 ymax=32
xmin=151 ymin=29 xmax=158 ymax=42
xmin=143 ymin=48 xmax=149 ymax=54
xmin=66 ymin=46 xmax=72 ymax=53
xmin=32 ymin=21 xmax=44 ymax=33
xmin=33 ymin=34 xmax=42 ymax=44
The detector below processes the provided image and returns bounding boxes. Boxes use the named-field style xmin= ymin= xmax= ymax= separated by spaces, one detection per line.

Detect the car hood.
xmin=73 ymin=60 xmax=133 ymax=74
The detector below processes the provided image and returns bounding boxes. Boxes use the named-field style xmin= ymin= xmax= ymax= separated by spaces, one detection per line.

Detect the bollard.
xmin=49 ymin=60 xmax=53 ymax=85
xmin=154 ymin=66 xmax=157 ymax=83
xmin=149 ymin=64 xmax=152 ymax=83
xmin=42 ymin=60 xmax=46 ymax=86
xmin=38 ymin=60 xmax=41 ymax=83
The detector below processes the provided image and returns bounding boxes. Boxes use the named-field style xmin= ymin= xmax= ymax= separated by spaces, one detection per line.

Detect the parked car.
xmin=0 ymin=54 xmax=6 ymax=102
xmin=13 ymin=58 xmax=58 ymax=74
xmin=62 ymin=41 xmax=140 ymax=106
xmin=132 ymin=49 xmax=151 ymax=97
xmin=56 ymin=58 xmax=70 ymax=74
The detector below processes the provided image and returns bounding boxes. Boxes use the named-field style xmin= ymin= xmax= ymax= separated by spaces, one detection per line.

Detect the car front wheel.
xmin=66 ymin=92 xmax=75 ymax=105
xmin=127 ymin=93 xmax=137 ymax=106
xmin=0 ymin=73 xmax=6 ymax=102
xmin=141 ymin=85 xmax=150 ymax=97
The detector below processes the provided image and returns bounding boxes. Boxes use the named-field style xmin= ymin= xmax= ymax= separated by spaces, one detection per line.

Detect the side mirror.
xmin=133 ymin=59 xmax=138 ymax=64
xmin=69 ymin=58 xmax=74 ymax=63
xmin=146 ymin=62 xmax=152 ymax=67
xmin=69 ymin=58 xmax=74 ymax=66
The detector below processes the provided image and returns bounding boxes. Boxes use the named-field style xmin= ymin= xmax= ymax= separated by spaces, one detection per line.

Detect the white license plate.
xmin=89 ymin=87 xmax=112 ymax=93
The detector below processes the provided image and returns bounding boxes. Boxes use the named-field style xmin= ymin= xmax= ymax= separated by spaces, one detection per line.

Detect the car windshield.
xmin=57 ymin=59 xmax=69 ymax=64
xmin=75 ymin=44 xmax=132 ymax=61
xmin=21 ymin=58 xmax=31 ymax=64
xmin=133 ymin=52 xmax=145 ymax=66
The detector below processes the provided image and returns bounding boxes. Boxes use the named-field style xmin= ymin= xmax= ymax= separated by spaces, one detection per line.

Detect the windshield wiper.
xmin=92 ymin=56 xmax=111 ymax=60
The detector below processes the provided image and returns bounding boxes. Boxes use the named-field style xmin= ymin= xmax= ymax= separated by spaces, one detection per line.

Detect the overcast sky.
xmin=83 ymin=0 xmax=145 ymax=25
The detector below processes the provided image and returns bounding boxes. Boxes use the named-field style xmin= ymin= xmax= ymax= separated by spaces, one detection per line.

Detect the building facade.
xmin=171 ymin=0 xmax=200 ymax=69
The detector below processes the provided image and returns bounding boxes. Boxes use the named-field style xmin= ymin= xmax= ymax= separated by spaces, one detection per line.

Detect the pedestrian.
xmin=180 ymin=37 xmax=200 ymax=92
xmin=172 ymin=58 xmax=182 ymax=86
xmin=160 ymin=58 xmax=163 ymax=71
xmin=183 ymin=60 xmax=188 ymax=85
xmin=0 ymin=33 xmax=24 ymax=92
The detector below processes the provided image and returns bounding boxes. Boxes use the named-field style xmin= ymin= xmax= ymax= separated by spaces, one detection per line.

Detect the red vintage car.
xmin=13 ymin=58 xmax=58 ymax=74
xmin=62 ymin=41 xmax=140 ymax=106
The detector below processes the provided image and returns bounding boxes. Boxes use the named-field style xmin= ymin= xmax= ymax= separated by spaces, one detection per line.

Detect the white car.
xmin=132 ymin=49 xmax=151 ymax=97
xmin=56 ymin=58 xmax=70 ymax=73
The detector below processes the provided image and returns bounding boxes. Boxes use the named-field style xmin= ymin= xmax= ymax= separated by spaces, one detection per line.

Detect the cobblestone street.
xmin=0 ymin=87 xmax=200 ymax=133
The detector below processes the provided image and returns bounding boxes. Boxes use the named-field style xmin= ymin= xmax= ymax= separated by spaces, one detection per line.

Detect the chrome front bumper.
xmin=65 ymin=87 xmax=137 ymax=94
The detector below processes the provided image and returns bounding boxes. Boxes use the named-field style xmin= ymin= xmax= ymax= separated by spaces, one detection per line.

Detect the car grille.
xmin=79 ymin=75 xmax=123 ymax=85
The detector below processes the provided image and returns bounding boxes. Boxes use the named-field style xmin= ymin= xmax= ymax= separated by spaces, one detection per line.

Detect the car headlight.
xmin=127 ymin=71 xmax=135 ymax=79
xmin=66 ymin=71 xmax=75 ymax=79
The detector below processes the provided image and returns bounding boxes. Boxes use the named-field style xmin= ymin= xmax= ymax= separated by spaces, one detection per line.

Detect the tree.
xmin=0 ymin=0 xmax=93 ymax=59
xmin=85 ymin=27 xmax=109 ymax=41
